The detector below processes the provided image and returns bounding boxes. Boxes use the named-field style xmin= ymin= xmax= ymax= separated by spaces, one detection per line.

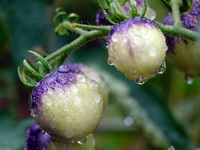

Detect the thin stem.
xmin=73 ymin=23 xmax=111 ymax=33
xmin=156 ymin=22 xmax=199 ymax=41
xmin=62 ymin=21 xmax=85 ymax=34
xmin=140 ymin=0 xmax=147 ymax=18
xmin=45 ymin=30 xmax=109 ymax=62
xmin=170 ymin=0 xmax=182 ymax=26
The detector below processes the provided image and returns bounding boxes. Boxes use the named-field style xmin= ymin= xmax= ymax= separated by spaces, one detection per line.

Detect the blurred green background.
xmin=0 ymin=0 xmax=200 ymax=150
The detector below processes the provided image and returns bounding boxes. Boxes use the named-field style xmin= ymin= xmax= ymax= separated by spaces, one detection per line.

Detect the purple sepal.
xmin=25 ymin=122 xmax=52 ymax=150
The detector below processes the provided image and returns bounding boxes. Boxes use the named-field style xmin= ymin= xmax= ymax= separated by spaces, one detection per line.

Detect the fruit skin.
xmin=163 ymin=0 xmax=200 ymax=78
xmin=30 ymin=64 xmax=103 ymax=141
xmin=95 ymin=0 xmax=156 ymax=25
xmin=25 ymin=122 xmax=95 ymax=150
xmin=66 ymin=63 xmax=108 ymax=112
xmin=107 ymin=17 xmax=167 ymax=83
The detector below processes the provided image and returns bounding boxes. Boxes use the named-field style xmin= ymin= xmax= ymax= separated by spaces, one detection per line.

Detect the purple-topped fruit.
xmin=107 ymin=17 xmax=167 ymax=84
xmin=163 ymin=0 xmax=200 ymax=81
xmin=95 ymin=0 xmax=156 ymax=25
xmin=30 ymin=64 xmax=104 ymax=141
xmin=25 ymin=122 xmax=95 ymax=150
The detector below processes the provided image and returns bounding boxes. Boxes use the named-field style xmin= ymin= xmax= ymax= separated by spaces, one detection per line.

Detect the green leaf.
xmin=0 ymin=107 xmax=34 ymax=150
xmin=28 ymin=50 xmax=53 ymax=73
xmin=17 ymin=67 xmax=36 ymax=88
xmin=109 ymin=1 xmax=128 ymax=22
xmin=180 ymin=0 xmax=193 ymax=13
xmin=23 ymin=59 xmax=44 ymax=81
xmin=160 ymin=0 xmax=171 ymax=11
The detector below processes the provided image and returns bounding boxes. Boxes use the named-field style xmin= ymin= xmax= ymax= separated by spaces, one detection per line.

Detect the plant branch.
xmin=156 ymin=22 xmax=200 ymax=42
xmin=170 ymin=0 xmax=182 ymax=26
xmin=72 ymin=23 xmax=111 ymax=33
xmin=45 ymin=30 xmax=110 ymax=62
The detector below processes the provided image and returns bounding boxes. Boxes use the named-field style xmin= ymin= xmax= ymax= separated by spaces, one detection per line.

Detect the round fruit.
xmin=30 ymin=64 xmax=104 ymax=141
xmin=107 ymin=17 xmax=167 ymax=84
xmin=163 ymin=0 xmax=200 ymax=79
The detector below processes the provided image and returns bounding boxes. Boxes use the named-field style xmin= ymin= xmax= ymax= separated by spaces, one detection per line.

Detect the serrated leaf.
xmin=23 ymin=59 xmax=44 ymax=81
xmin=17 ymin=67 xmax=36 ymax=88
xmin=28 ymin=50 xmax=53 ymax=73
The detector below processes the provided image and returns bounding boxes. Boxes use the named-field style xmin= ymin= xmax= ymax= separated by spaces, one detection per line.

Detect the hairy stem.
xmin=156 ymin=22 xmax=199 ymax=41
xmin=170 ymin=0 xmax=182 ymax=26
xmin=45 ymin=30 xmax=109 ymax=62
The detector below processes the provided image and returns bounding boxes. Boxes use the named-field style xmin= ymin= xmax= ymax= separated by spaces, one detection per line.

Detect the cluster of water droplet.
xmin=30 ymin=64 xmax=104 ymax=141
xmin=107 ymin=17 xmax=168 ymax=85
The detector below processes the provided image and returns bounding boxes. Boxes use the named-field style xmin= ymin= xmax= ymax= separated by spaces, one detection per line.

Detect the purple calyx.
xmin=26 ymin=122 xmax=52 ymax=150
xmin=30 ymin=64 xmax=82 ymax=115
xmin=107 ymin=17 xmax=157 ymax=44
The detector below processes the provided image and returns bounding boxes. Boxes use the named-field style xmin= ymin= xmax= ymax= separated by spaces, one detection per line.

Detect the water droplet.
xmin=66 ymin=117 xmax=71 ymax=122
xmin=64 ymin=106 xmax=69 ymax=112
xmin=56 ymin=75 xmax=68 ymax=84
xmin=50 ymin=81 xmax=55 ymax=88
xmin=74 ymin=97 xmax=81 ymax=105
xmin=65 ymin=130 xmax=73 ymax=138
xmin=111 ymin=33 xmax=119 ymax=42
xmin=58 ymin=65 xmax=70 ymax=73
xmin=46 ymin=99 xmax=52 ymax=106
xmin=54 ymin=101 xmax=58 ymax=106
xmin=149 ymin=47 xmax=157 ymax=57
xmin=90 ymin=92 xmax=101 ymax=103
xmin=157 ymin=61 xmax=166 ymax=74
xmin=107 ymin=57 xmax=113 ymax=66
xmin=135 ymin=76 xmax=145 ymax=85
xmin=30 ymin=109 xmax=35 ymax=117
xmin=41 ymin=130 xmax=47 ymax=135
xmin=77 ymin=75 xmax=85 ymax=82
xmin=77 ymin=137 xmax=87 ymax=145
xmin=70 ymin=85 xmax=78 ymax=93
xmin=35 ymin=82 xmax=40 ymax=87
xmin=184 ymin=75 xmax=193 ymax=84
xmin=37 ymin=88 xmax=44 ymax=95
xmin=124 ymin=116 xmax=134 ymax=126
xmin=91 ymin=80 xmax=98 ymax=88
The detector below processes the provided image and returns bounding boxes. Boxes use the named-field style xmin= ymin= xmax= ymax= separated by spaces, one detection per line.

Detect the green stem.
xmin=73 ymin=23 xmax=111 ymax=33
xmin=156 ymin=22 xmax=199 ymax=41
xmin=45 ymin=30 xmax=109 ymax=62
xmin=170 ymin=0 xmax=182 ymax=26
xmin=63 ymin=21 xmax=85 ymax=34
xmin=140 ymin=0 xmax=147 ymax=18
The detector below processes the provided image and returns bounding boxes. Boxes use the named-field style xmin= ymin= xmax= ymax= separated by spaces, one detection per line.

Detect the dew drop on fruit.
xmin=111 ymin=34 xmax=119 ymax=42
xmin=135 ymin=76 xmax=145 ymax=85
xmin=157 ymin=61 xmax=166 ymax=74
xmin=77 ymin=137 xmax=87 ymax=145
xmin=30 ymin=109 xmax=35 ymax=117
xmin=41 ymin=130 xmax=47 ymax=135
xmin=107 ymin=57 xmax=113 ymax=66
xmin=184 ymin=74 xmax=193 ymax=84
